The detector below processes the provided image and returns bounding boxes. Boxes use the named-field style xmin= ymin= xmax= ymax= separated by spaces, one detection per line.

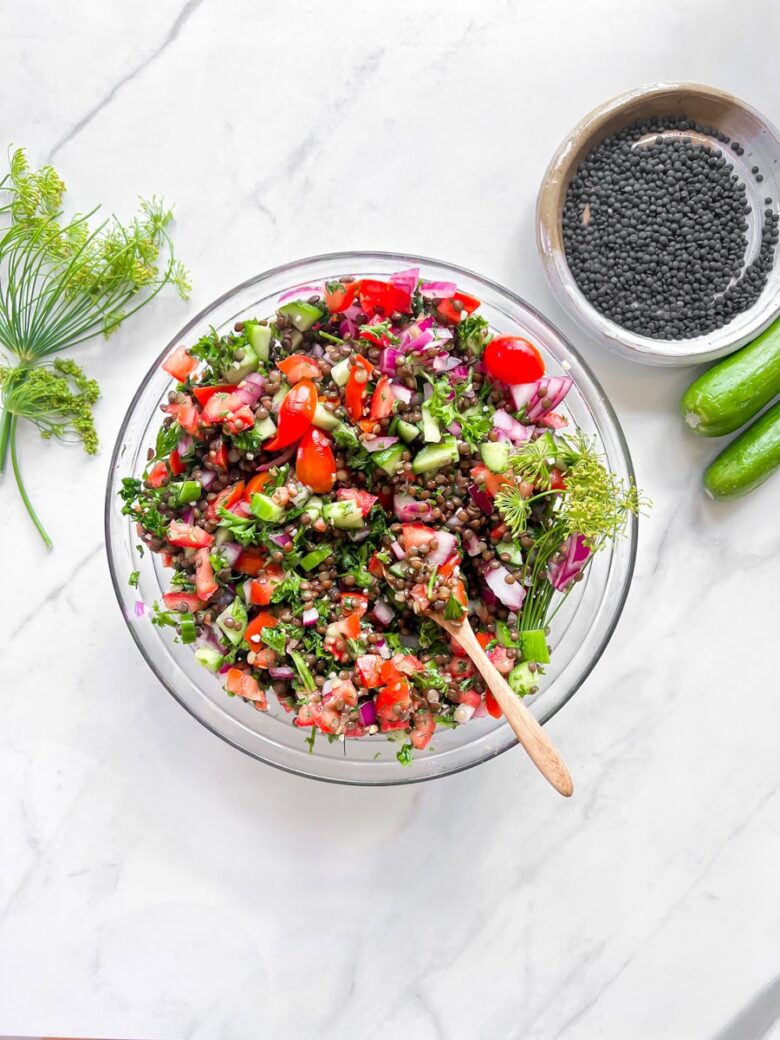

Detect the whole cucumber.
xmin=704 ymin=400 xmax=780 ymax=499
xmin=681 ymin=318 xmax=780 ymax=437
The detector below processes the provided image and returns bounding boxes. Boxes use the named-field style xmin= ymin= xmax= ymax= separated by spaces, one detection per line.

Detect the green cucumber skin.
xmin=681 ymin=318 xmax=780 ymax=437
xmin=704 ymin=400 xmax=780 ymax=500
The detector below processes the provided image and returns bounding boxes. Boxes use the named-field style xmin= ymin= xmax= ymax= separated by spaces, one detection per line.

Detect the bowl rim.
xmin=105 ymin=249 xmax=638 ymax=785
xmin=536 ymin=81 xmax=780 ymax=366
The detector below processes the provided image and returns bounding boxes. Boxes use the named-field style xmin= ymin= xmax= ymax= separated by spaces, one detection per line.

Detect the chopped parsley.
xmin=396 ymin=742 xmax=414 ymax=767
xmin=128 ymin=570 xmax=140 ymax=588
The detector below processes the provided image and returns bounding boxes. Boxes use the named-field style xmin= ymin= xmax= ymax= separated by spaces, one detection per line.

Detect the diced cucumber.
xmin=331 ymin=358 xmax=351 ymax=386
xmin=289 ymin=329 xmax=304 ymax=351
xmin=216 ymin=597 xmax=248 ymax=646
xmin=396 ymin=419 xmax=420 ymax=444
xmin=223 ymin=343 xmax=260 ymax=384
xmin=372 ymin=443 xmax=406 ymax=476
xmin=172 ymin=480 xmax=202 ymax=506
xmin=412 ymin=437 xmax=459 ymax=474
xmin=322 ymin=499 xmax=364 ymax=530
xmin=245 ymin=321 xmax=272 ymax=361
xmin=303 ymin=495 xmax=323 ymax=522
xmin=271 ymin=382 xmax=291 ymax=412
xmin=301 ymin=545 xmax=332 ymax=571
xmin=495 ymin=620 xmax=518 ymax=648
xmin=508 ymin=661 xmax=537 ymax=697
xmin=290 ymin=649 xmax=317 ymax=692
xmin=195 ymin=646 xmax=224 ymax=672
xmin=254 ymin=414 xmax=277 ymax=441
xmin=480 ymin=440 xmax=510 ymax=473
xmin=496 ymin=540 xmax=523 ymax=566
xmin=278 ymin=300 xmax=324 ymax=332
xmin=387 ymin=562 xmax=407 ymax=579
xmin=179 ymin=615 xmax=197 ymax=643
xmin=250 ymin=493 xmax=285 ymax=522
xmin=520 ymin=629 xmax=550 ymax=664
xmin=421 ymin=404 xmax=441 ymax=443
xmin=312 ymin=402 xmax=340 ymax=431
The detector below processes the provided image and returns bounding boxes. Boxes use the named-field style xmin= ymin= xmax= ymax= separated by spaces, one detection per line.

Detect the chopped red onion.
xmin=302 ymin=607 xmax=319 ymax=628
xmin=358 ymin=701 xmax=377 ymax=726
xmin=134 ymin=600 xmax=146 ymax=618
xmin=231 ymin=499 xmax=252 ymax=518
xmin=379 ymin=347 xmax=403 ymax=374
xmin=177 ymin=433 xmax=193 ymax=456
xmin=374 ymin=637 xmax=391 ymax=660
xmin=526 ymin=376 xmax=573 ymax=422
xmin=493 ymin=408 xmax=533 ymax=444
xmin=269 ymin=666 xmax=295 ymax=680
xmin=268 ymin=531 xmax=293 ymax=551
xmin=447 ymin=420 xmax=462 ymax=436
xmin=234 ymin=379 xmax=264 ymax=405
xmin=407 ymin=328 xmax=434 ymax=353
xmin=181 ymin=507 xmax=195 ymax=525
xmin=540 ymin=411 xmax=569 ymax=429
xmin=509 ymin=382 xmax=538 ymax=411
xmin=463 ymin=530 xmax=487 ymax=557
xmin=484 ymin=564 xmax=527 ymax=610
xmin=393 ymin=493 xmax=432 ymax=522
xmin=363 ymin=436 xmax=398 ymax=453
xmin=389 ymin=267 xmax=419 ymax=296
xmin=256 ymin=445 xmax=296 ymax=471
xmin=219 ymin=542 xmax=243 ymax=566
xmin=200 ymin=470 xmax=216 ymax=489
xmin=429 ymin=530 xmax=457 ymax=567
xmin=339 ymin=316 xmax=358 ymax=338
xmin=549 ymin=533 xmax=591 ymax=590
xmin=432 ymin=352 xmax=462 ymax=374
xmin=473 ymin=699 xmax=489 ymax=719
xmin=390 ymin=382 xmax=412 ymax=404
xmin=391 ymin=539 xmax=406 ymax=560
xmin=372 ymin=599 xmax=395 ymax=627
xmin=349 ymin=529 xmax=370 ymax=543
xmin=218 ymin=663 xmax=232 ymax=675
xmin=468 ymin=484 xmax=494 ymax=514
xmin=419 ymin=280 xmax=457 ymax=299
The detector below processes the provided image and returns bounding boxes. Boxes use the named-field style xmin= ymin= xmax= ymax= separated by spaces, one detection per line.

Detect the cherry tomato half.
xmin=277 ymin=354 xmax=321 ymax=383
xmin=263 ymin=378 xmax=317 ymax=451
xmin=482 ymin=336 xmax=545 ymax=385
xmin=296 ymin=427 xmax=336 ymax=494
xmin=324 ymin=280 xmax=360 ymax=313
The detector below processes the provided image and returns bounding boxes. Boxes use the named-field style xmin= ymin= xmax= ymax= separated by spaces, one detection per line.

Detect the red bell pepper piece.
xmin=436 ymin=291 xmax=481 ymax=324
xmin=370 ymin=375 xmax=395 ymax=420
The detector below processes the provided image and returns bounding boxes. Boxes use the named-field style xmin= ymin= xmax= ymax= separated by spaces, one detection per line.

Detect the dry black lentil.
xmin=562 ymin=116 xmax=778 ymax=340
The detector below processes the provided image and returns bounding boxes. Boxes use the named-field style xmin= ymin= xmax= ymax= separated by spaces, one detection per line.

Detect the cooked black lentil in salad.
xmin=121 ymin=268 xmax=640 ymax=761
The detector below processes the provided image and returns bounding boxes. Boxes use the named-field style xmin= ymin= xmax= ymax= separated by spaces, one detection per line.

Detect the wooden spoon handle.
xmin=437 ymin=617 xmax=574 ymax=797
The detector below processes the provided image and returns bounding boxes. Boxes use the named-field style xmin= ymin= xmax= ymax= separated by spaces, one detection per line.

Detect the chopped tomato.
xmin=246 ymin=563 xmax=284 ymax=603
xmin=209 ymin=440 xmax=229 ymax=469
xmin=447 ymin=656 xmax=475 ymax=680
xmin=489 ymin=520 xmax=508 ymax=542
xmin=194 ymin=547 xmax=218 ymax=601
xmin=325 ymin=612 xmax=362 ymax=659
xmin=327 ymin=679 xmax=358 ymax=710
xmin=243 ymin=473 xmax=271 ymax=499
xmin=367 ymin=552 xmax=386 ymax=579
xmin=336 ymin=487 xmax=378 ymax=516
xmin=223 ymin=405 xmax=255 ymax=435
xmin=485 ymin=690 xmax=502 ymax=719
xmin=340 ymin=591 xmax=368 ymax=617
xmin=411 ymin=706 xmax=435 ymax=750
xmin=162 ymin=591 xmax=206 ymax=612
xmin=236 ymin=550 xmax=266 ymax=577
xmin=458 ymin=688 xmax=482 ymax=709
xmin=452 ymin=579 xmax=468 ymax=609
xmin=401 ymin=523 xmax=437 ymax=551
xmin=277 ymin=354 xmax=321 ymax=383
xmin=476 ymin=631 xmax=492 ymax=651
xmin=167 ymin=521 xmax=213 ymax=548
xmin=147 ymin=460 xmax=168 ymax=487
xmin=540 ymin=411 xmax=568 ymax=430
xmin=488 ymin=644 xmax=514 ymax=676
xmin=296 ymin=427 xmax=336 ymax=494
xmin=359 ymin=325 xmax=393 ymax=347
xmin=356 ymin=654 xmax=384 ymax=688
xmin=409 ymin=583 xmax=431 ymax=613
xmin=160 ymin=551 xmax=175 ymax=568
xmin=264 ymin=378 xmax=317 ymax=451
xmin=483 ymin=335 xmax=545 ymax=384
xmin=471 ymin=463 xmax=513 ymax=498
xmin=192 ymin=383 xmax=234 ymax=406
xmin=201 ymin=392 xmax=243 ymax=424
xmin=358 ymin=279 xmax=412 ymax=317
xmin=438 ymin=553 xmax=461 ymax=579
xmin=436 ymin=291 xmax=480 ymax=324
xmin=344 ymin=355 xmax=373 ymax=422
xmin=176 ymin=401 xmax=200 ymax=434
xmin=370 ymin=375 xmax=395 ymax=419
xmin=550 ymin=467 xmax=567 ymax=491
xmin=244 ymin=610 xmax=278 ymax=652
xmin=324 ymin=280 xmax=359 ymax=313
xmin=162 ymin=345 xmax=197 ymax=382
xmin=206 ymin=480 xmax=245 ymax=520
xmin=252 ymin=647 xmax=278 ymax=669
xmin=379 ymin=659 xmax=402 ymax=685
xmin=376 ymin=678 xmax=412 ymax=731
xmin=391 ymin=653 xmax=424 ymax=676
xmin=225 ymin=668 xmax=267 ymax=707
xmin=168 ymin=448 xmax=186 ymax=476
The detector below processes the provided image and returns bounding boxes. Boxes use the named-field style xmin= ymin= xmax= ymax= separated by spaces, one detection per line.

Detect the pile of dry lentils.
xmin=562 ymin=116 xmax=779 ymax=340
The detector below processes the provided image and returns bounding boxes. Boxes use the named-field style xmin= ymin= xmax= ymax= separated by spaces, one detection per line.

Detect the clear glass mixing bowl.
xmin=105 ymin=252 xmax=637 ymax=785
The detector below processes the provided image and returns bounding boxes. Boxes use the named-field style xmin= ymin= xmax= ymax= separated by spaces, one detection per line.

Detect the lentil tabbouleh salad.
xmin=121 ymin=268 xmax=640 ymax=762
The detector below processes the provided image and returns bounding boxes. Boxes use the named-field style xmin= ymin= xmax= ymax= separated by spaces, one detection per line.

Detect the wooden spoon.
xmin=433 ymin=614 xmax=574 ymax=797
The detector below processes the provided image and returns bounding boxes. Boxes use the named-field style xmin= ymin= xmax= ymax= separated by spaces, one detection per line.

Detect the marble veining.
xmin=1 ymin=0 xmax=779 ymax=1037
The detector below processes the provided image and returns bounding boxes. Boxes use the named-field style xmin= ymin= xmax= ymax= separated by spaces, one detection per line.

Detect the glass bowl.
xmin=105 ymin=251 xmax=637 ymax=785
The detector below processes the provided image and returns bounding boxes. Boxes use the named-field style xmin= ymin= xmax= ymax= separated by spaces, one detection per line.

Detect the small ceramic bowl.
xmin=537 ymin=83 xmax=780 ymax=367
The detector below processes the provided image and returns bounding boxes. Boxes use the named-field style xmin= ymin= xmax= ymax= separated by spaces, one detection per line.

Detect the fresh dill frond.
xmin=507 ymin=432 xmax=557 ymax=488
xmin=494 ymin=483 xmax=532 ymax=538
xmin=0 ymin=358 xmax=99 ymax=453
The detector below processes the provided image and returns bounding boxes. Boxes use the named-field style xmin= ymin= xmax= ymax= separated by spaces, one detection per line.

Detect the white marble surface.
xmin=2 ymin=1 xmax=780 ymax=1037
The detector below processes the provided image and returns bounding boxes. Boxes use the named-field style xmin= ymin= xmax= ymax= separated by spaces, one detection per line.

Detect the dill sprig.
xmin=0 ymin=146 xmax=189 ymax=546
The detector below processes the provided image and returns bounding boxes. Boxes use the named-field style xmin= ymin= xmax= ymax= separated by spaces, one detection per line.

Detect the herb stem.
xmin=0 ymin=406 xmax=12 ymax=473
xmin=9 ymin=414 xmax=52 ymax=548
